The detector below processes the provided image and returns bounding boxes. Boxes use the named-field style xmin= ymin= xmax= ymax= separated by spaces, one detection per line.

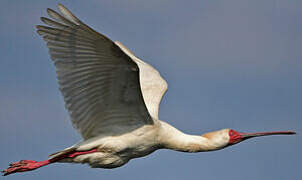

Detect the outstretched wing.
xmin=37 ymin=4 xmax=153 ymax=140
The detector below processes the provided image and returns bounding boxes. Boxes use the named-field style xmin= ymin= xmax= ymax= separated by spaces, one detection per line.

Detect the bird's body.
xmin=2 ymin=4 xmax=295 ymax=176
xmin=42 ymin=120 xmax=229 ymax=168
xmin=54 ymin=119 xmax=230 ymax=168
xmin=63 ymin=122 xmax=160 ymax=168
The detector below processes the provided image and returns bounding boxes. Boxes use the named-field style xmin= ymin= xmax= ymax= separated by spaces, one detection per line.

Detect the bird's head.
xmin=227 ymin=129 xmax=296 ymax=146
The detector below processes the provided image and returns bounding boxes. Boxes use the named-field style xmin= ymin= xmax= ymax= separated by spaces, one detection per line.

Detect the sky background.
xmin=0 ymin=0 xmax=301 ymax=179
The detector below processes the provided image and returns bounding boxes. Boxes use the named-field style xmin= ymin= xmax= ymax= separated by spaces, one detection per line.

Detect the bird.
xmin=2 ymin=4 xmax=296 ymax=176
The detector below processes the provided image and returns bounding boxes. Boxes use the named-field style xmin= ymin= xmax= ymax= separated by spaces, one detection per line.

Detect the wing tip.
xmin=57 ymin=3 xmax=64 ymax=8
xmin=57 ymin=3 xmax=81 ymax=25
xmin=46 ymin=8 xmax=54 ymax=14
xmin=40 ymin=16 xmax=48 ymax=23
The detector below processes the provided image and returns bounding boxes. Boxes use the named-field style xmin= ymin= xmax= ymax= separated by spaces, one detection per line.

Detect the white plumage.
xmin=2 ymin=4 xmax=295 ymax=176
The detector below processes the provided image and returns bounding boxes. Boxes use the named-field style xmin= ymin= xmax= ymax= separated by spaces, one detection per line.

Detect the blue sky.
xmin=1 ymin=0 xmax=301 ymax=179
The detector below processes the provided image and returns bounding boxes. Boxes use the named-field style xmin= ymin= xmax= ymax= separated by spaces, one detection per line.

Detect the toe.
xmin=1 ymin=167 xmax=17 ymax=176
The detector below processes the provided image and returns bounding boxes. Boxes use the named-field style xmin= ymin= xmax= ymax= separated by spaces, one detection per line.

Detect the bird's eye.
xmin=230 ymin=131 xmax=234 ymax=136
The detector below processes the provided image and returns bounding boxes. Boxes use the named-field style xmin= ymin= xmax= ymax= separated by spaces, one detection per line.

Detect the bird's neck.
xmin=158 ymin=121 xmax=228 ymax=152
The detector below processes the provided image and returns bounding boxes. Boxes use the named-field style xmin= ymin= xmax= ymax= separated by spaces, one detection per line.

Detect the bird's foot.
xmin=1 ymin=149 xmax=99 ymax=176
xmin=2 ymin=160 xmax=40 ymax=176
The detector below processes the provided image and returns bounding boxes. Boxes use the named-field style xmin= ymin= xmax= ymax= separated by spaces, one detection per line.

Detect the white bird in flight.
xmin=2 ymin=4 xmax=295 ymax=176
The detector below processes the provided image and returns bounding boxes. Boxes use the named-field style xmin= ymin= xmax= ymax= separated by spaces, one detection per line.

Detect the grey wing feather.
xmin=37 ymin=4 xmax=153 ymax=140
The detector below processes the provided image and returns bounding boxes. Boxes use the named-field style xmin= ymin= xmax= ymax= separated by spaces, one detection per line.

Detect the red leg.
xmin=2 ymin=160 xmax=48 ymax=176
xmin=2 ymin=148 xmax=98 ymax=176
xmin=66 ymin=148 xmax=98 ymax=158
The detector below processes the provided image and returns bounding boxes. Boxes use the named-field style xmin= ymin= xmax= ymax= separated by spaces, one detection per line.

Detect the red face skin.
xmin=228 ymin=129 xmax=244 ymax=144
xmin=228 ymin=129 xmax=296 ymax=145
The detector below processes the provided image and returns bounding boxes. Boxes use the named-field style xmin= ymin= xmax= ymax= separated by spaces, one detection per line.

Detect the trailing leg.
xmin=1 ymin=148 xmax=98 ymax=176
